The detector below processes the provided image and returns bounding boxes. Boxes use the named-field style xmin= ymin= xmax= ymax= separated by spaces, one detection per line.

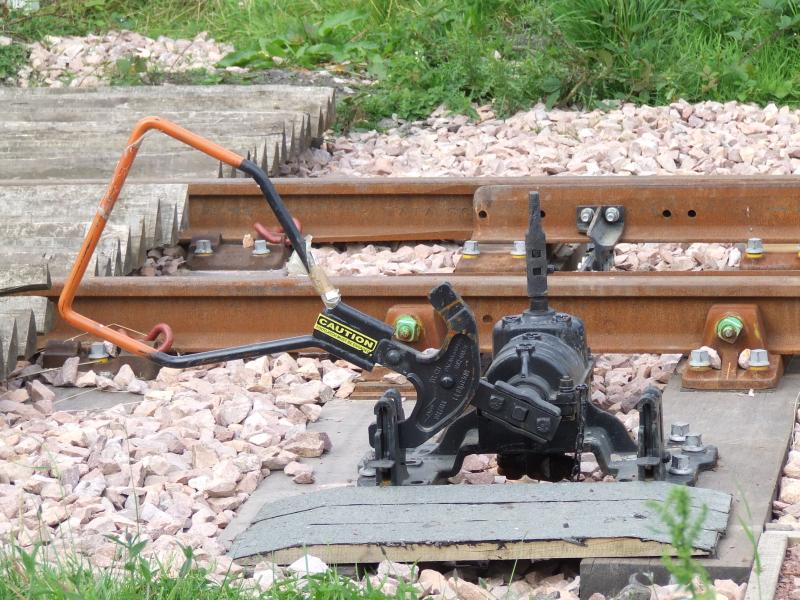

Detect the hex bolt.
xmin=579 ymin=207 xmax=595 ymax=223
xmin=749 ymin=348 xmax=770 ymax=370
xmin=746 ymin=237 xmax=764 ymax=257
xmin=669 ymin=422 xmax=690 ymax=443
xmin=604 ymin=207 xmax=621 ymax=223
xmin=489 ymin=395 xmax=505 ymax=411
xmin=394 ymin=314 xmax=421 ymax=343
xmin=194 ymin=239 xmax=213 ymax=256
xmin=510 ymin=240 xmax=526 ymax=258
xmin=688 ymin=348 xmax=711 ymax=370
xmin=683 ymin=433 xmax=705 ymax=453
xmin=668 ymin=453 xmax=693 ymax=475
xmin=715 ymin=315 xmax=744 ymax=343
xmin=252 ymin=239 xmax=271 ymax=256
xmin=87 ymin=341 xmax=110 ymax=360
xmin=463 ymin=240 xmax=480 ymax=257
xmin=322 ymin=288 xmax=341 ymax=309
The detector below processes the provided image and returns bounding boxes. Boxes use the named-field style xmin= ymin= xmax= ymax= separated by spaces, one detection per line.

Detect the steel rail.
xmin=35 ymin=271 xmax=800 ymax=355
xmin=185 ymin=176 xmax=800 ymax=243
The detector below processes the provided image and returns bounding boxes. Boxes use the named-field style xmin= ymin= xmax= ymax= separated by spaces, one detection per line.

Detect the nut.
xmin=669 ymin=422 xmax=690 ymax=443
xmin=463 ymin=240 xmax=480 ymax=256
xmin=604 ymin=207 xmax=621 ymax=223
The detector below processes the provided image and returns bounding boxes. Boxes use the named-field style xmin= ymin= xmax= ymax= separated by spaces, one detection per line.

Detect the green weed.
xmin=0 ymin=43 xmax=28 ymax=82
xmin=4 ymin=0 xmax=800 ymax=126
xmin=0 ymin=535 xmax=416 ymax=599
xmin=650 ymin=486 xmax=714 ymax=600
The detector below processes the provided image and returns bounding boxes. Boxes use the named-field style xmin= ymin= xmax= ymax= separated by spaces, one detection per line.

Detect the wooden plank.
xmin=0 ymin=297 xmax=53 ymax=334
xmin=252 ymin=481 xmax=731 ymax=522
xmin=744 ymin=531 xmax=789 ymax=600
xmin=0 ymin=85 xmax=334 ymax=179
xmin=0 ymin=221 xmax=130 ymax=276
xmin=0 ymin=85 xmax=335 ymax=137
xmin=0 ymin=251 xmax=96 ymax=280
xmin=231 ymin=482 xmax=730 ymax=565
xmin=0 ymin=130 xmax=283 ymax=180
xmin=0 ymin=183 xmax=184 ymax=250
xmin=0 ymin=263 xmax=50 ymax=295
xmin=0 ymin=317 xmax=18 ymax=378
xmin=238 ymin=538 xmax=679 ymax=568
xmin=580 ymin=368 xmax=800 ymax=597
xmin=0 ymin=310 xmax=37 ymax=359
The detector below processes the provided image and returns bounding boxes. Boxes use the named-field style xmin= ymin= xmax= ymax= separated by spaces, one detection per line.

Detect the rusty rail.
xmin=186 ymin=176 xmax=800 ymax=243
xmin=35 ymin=271 xmax=800 ymax=354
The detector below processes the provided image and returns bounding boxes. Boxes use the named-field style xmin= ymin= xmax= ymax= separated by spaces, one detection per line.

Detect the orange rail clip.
xmin=58 ymin=117 xmax=245 ymax=357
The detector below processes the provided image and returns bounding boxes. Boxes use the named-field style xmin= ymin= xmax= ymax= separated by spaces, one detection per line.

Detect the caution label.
xmin=313 ymin=314 xmax=378 ymax=356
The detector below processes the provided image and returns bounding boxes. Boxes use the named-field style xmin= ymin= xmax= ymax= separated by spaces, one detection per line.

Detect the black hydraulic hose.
xmin=238 ymin=159 xmax=310 ymax=270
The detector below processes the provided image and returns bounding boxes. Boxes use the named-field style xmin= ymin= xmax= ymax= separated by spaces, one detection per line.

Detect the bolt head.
xmin=511 ymin=405 xmax=529 ymax=421
xmin=749 ymin=348 xmax=770 ymax=368
xmin=683 ymin=433 xmax=705 ymax=452
xmin=194 ymin=239 xmax=213 ymax=255
xmin=746 ymin=237 xmax=764 ymax=256
xmin=579 ymin=207 xmax=595 ymax=223
xmin=489 ymin=395 xmax=505 ymax=411
xmin=322 ymin=289 xmax=341 ymax=309
xmin=393 ymin=314 xmax=420 ymax=343
xmin=87 ymin=341 xmax=110 ymax=360
xmin=252 ymin=239 xmax=270 ymax=256
xmin=604 ymin=207 xmax=621 ymax=223
xmin=688 ymin=349 xmax=711 ymax=369
xmin=439 ymin=375 xmax=455 ymax=389
xmin=715 ymin=315 xmax=744 ymax=343
xmin=668 ymin=452 xmax=692 ymax=475
xmin=463 ymin=240 xmax=480 ymax=256
xmin=669 ymin=422 xmax=690 ymax=442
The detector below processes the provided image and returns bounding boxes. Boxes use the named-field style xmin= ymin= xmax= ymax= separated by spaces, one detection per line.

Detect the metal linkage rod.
xmin=526 ymin=192 xmax=549 ymax=313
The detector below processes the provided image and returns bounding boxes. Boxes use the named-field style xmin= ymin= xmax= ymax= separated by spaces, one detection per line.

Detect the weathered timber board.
xmin=0 ymin=264 xmax=50 ymax=295
xmin=231 ymin=481 xmax=730 ymax=566
xmin=0 ymin=310 xmax=37 ymax=358
xmin=0 ymin=85 xmax=334 ymax=179
xmin=580 ymin=367 xmax=800 ymax=598
xmin=0 ymin=297 xmax=53 ymax=334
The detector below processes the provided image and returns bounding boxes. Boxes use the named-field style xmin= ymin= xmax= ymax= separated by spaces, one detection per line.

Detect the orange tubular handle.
xmin=58 ymin=117 xmax=245 ymax=358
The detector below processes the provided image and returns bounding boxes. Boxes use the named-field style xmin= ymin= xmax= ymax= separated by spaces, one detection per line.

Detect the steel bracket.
xmin=681 ymin=304 xmax=784 ymax=390
xmin=576 ymin=205 xmax=625 ymax=270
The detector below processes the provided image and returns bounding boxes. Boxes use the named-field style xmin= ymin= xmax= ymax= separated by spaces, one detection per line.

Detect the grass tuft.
xmin=0 ymin=536 xmax=417 ymax=599
xmin=2 ymin=1 xmax=800 ymax=127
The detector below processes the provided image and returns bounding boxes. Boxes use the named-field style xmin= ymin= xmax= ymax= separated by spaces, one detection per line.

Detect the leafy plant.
xmin=0 ymin=43 xmax=28 ymax=82
xmin=0 ymin=539 xmax=417 ymax=598
xmin=220 ymin=9 xmax=377 ymax=70
xmin=649 ymin=486 xmax=715 ymax=599
xmin=109 ymin=53 xmax=151 ymax=85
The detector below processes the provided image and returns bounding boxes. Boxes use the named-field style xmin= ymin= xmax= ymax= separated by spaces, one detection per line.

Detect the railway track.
xmin=26 ymin=175 xmax=800 ymax=361
xmin=35 ymin=271 xmax=800 ymax=355
xmin=185 ymin=175 xmax=800 ymax=243
xmin=10 ymin=173 xmax=800 ymax=598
